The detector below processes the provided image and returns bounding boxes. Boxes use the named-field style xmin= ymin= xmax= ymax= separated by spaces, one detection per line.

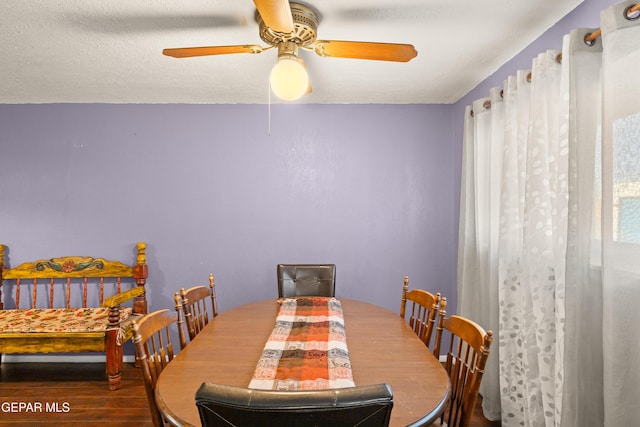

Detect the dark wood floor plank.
xmin=0 ymin=363 xmax=152 ymax=426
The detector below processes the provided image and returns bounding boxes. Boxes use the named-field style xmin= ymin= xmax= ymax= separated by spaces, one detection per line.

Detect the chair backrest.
xmin=277 ymin=264 xmax=336 ymax=298
xmin=179 ymin=273 xmax=218 ymax=341
xmin=132 ymin=309 xmax=182 ymax=427
xmin=195 ymin=383 xmax=393 ymax=427
xmin=438 ymin=315 xmax=493 ymax=427
xmin=399 ymin=276 xmax=445 ymax=355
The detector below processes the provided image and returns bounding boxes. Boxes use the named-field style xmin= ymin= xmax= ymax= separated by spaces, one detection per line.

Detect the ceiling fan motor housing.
xmin=256 ymin=2 xmax=319 ymax=47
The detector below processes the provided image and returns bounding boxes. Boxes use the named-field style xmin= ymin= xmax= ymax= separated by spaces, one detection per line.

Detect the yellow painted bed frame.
xmin=0 ymin=242 xmax=148 ymax=390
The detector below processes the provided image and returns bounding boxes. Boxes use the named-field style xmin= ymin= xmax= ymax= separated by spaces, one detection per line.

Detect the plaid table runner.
xmin=248 ymin=297 xmax=356 ymax=391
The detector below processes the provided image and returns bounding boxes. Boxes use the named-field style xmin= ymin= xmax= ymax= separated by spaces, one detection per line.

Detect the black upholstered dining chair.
xmin=277 ymin=264 xmax=336 ymax=298
xmin=195 ymin=383 xmax=393 ymax=427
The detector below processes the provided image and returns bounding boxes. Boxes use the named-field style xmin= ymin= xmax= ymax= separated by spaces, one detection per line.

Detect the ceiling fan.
xmin=162 ymin=0 xmax=418 ymax=101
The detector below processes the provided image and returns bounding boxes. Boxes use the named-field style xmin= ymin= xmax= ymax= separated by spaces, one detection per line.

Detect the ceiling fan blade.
xmin=313 ymin=40 xmax=418 ymax=62
xmin=163 ymin=45 xmax=264 ymax=58
xmin=253 ymin=0 xmax=294 ymax=34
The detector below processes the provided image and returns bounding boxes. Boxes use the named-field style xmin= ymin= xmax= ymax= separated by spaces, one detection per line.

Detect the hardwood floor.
xmin=472 ymin=395 xmax=502 ymax=427
xmin=0 ymin=362 xmax=500 ymax=426
xmin=0 ymin=363 xmax=152 ymax=426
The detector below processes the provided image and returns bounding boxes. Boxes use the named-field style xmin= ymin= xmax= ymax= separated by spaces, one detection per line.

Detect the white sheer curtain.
xmin=600 ymin=3 xmax=640 ymax=425
xmin=457 ymin=1 xmax=640 ymax=426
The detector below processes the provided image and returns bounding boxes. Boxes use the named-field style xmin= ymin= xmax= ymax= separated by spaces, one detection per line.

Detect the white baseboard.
xmin=1 ymin=354 xmax=136 ymax=363
xmin=439 ymin=355 xmax=447 ymax=363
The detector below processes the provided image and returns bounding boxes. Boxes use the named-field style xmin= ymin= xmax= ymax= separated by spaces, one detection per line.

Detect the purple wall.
xmin=0 ymin=0 xmax=615 ymax=345
xmin=0 ymin=103 xmax=456 ymax=317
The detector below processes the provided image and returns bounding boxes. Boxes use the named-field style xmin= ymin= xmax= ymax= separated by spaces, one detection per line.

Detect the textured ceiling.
xmin=0 ymin=0 xmax=582 ymax=104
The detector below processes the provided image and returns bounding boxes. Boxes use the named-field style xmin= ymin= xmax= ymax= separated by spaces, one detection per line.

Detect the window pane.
xmin=613 ymin=112 xmax=640 ymax=243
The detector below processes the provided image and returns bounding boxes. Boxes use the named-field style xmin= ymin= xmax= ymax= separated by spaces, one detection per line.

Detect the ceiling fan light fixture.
xmin=164 ymin=1 xmax=418 ymax=99
xmin=269 ymin=42 xmax=309 ymax=101
xmin=270 ymin=57 xmax=308 ymax=101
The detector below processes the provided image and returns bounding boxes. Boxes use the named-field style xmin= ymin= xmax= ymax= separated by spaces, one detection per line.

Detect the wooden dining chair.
xmin=277 ymin=264 xmax=336 ymax=298
xmin=179 ymin=273 xmax=218 ymax=341
xmin=132 ymin=309 xmax=184 ymax=427
xmin=436 ymin=315 xmax=493 ymax=427
xmin=400 ymin=276 xmax=444 ymax=355
xmin=195 ymin=382 xmax=394 ymax=427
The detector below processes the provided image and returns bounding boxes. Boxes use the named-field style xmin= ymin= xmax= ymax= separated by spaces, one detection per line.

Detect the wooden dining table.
xmin=155 ymin=298 xmax=450 ymax=427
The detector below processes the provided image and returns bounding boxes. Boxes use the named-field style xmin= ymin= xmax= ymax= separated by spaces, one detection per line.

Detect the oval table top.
xmin=155 ymin=298 xmax=449 ymax=427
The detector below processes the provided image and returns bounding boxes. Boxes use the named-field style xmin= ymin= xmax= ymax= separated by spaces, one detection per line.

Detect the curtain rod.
xmin=470 ymin=3 xmax=639 ymax=117
xmin=584 ymin=3 xmax=640 ymax=43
